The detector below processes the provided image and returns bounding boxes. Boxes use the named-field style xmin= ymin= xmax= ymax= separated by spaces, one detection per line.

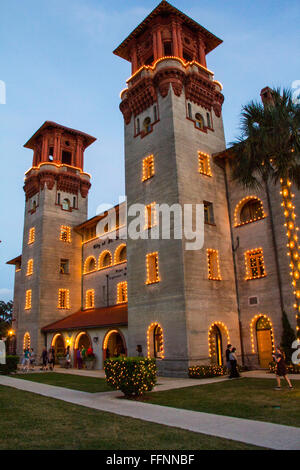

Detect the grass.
xmin=14 ymin=372 xmax=111 ymax=393
xmin=147 ymin=378 xmax=300 ymax=427
xmin=0 ymin=386 xmax=263 ymax=450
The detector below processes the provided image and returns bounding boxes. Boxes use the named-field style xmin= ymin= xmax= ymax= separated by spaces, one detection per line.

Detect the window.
xmin=183 ymin=50 xmax=192 ymax=62
xmin=62 ymin=199 xmax=70 ymax=211
xmin=154 ymin=105 xmax=158 ymax=122
xmin=48 ymin=147 xmax=54 ymax=162
xmin=117 ymin=282 xmax=128 ymax=304
xmin=85 ymin=289 xmax=95 ymax=309
xmin=57 ymin=193 xmax=61 ymax=205
xmin=245 ymin=248 xmax=266 ymax=280
xmin=136 ymin=118 xmax=140 ymax=134
xmin=145 ymin=203 xmax=157 ymax=229
xmin=23 ymin=332 xmax=31 ymax=350
xmin=143 ymin=117 xmax=151 ymax=134
xmin=204 ymin=202 xmax=215 ymax=225
xmin=62 ymin=150 xmax=72 ymax=165
xmin=240 ymin=199 xmax=264 ymax=225
xmin=60 ymin=226 xmax=71 ymax=243
xmin=195 ymin=113 xmax=204 ymax=129
xmin=146 ymin=252 xmax=160 ymax=285
xmin=25 ymin=290 xmax=32 ymax=310
xmin=99 ymin=251 xmax=113 ymax=269
xmin=58 ymin=289 xmax=70 ymax=309
xmin=198 ymin=152 xmax=212 ymax=176
xmin=60 ymin=259 xmax=69 ymax=274
xmin=114 ymin=244 xmax=127 ymax=264
xmin=73 ymin=197 xmax=76 ymax=209
xmin=187 ymin=103 xmax=192 ymax=119
xmin=28 ymin=227 xmax=35 ymax=245
xmin=206 ymin=112 xmax=211 ymax=128
xmin=142 ymin=155 xmax=155 ymax=181
xmin=26 ymin=259 xmax=33 ymax=276
xmin=84 ymin=256 xmax=96 ymax=274
xmin=147 ymin=322 xmax=165 ymax=359
xmin=163 ymin=42 xmax=173 ymax=56
xmin=207 ymin=249 xmax=222 ymax=280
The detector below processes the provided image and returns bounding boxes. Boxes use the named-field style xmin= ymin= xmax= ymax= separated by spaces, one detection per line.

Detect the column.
xmin=53 ymin=130 xmax=62 ymax=163
xmin=41 ymin=135 xmax=48 ymax=162
xmin=75 ymin=137 xmax=83 ymax=170
xmin=176 ymin=22 xmax=183 ymax=58
xmin=130 ymin=42 xmax=138 ymax=74
xmin=157 ymin=28 xmax=163 ymax=59
xmin=153 ymin=30 xmax=158 ymax=61
xmin=198 ymin=37 xmax=207 ymax=68
xmin=172 ymin=21 xmax=179 ymax=56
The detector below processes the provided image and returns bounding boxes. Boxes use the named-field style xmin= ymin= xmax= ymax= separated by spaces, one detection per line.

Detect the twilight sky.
xmin=1 ymin=0 xmax=299 ymax=301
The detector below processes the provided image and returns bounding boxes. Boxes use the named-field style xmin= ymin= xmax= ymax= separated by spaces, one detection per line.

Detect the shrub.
xmin=104 ymin=357 xmax=157 ymax=397
xmin=269 ymin=361 xmax=300 ymax=374
xmin=189 ymin=365 xmax=227 ymax=378
xmin=0 ymin=355 xmax=19 ymax=375
xmin=85 ymin=348 xmax=96 ymax=361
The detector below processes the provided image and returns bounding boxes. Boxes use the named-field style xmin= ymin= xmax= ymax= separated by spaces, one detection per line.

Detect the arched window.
xmin=114 ymin=244 xmax=127 ymax=264
xmin=143 ymin=117 xmax=151 ymax=134
xmin=195 ymin=113 xmax=204 ymax=129
xmin=84 ymin=256 xmax=96 ymax=274
xmin=85 ymin=290 xmax=95 ymax=309
xmin=23 ymin=332 xmax=31 ymax=350
xmin=62 ymin=199 xmax=70 ymax=211
xmin=147 ymin=323 xmax=165 ymax=359
xmin=26 ymin=259 xmax=33 ymax=276
xmin=235 ymin=197 xmax=266 ymax=226
xmin=99 ymin=250 xmax=113 ymax=269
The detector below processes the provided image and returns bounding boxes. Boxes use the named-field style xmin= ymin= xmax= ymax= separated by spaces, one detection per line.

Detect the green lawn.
xmin=147 ymin=378 xmax=300 ymax=427
xmin=0 ymin=386 xmax=262 ymax=450
xmin=14 ymin=372 xmax=111 ymax=393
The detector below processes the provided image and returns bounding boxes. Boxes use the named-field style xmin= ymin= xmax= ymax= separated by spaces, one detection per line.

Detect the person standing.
xmin=136 ymin=345 xmax=143 ymax=357
xmin=225 ymin=344 xmax=232 ymax=373
xmin=24 ymin=348 xmax=30 ymax=372
xmin=77 ymin=348 xmax=82 ymax=369
xmin=41 ymin=347 xmax=48 ymax=371
xmin=48 ymin=346 xmax=55 ymax=371
xmin=81 ymin=345 xmax=86 ymax=368
xmin=273 ymin=346 xmax=293 ymax=390
xmin=229 ymin=347 xmax=240 ymax=378
xmin=29 ymin=348 xmax=35 ymax=371
xmin=65 ymin=345 xmax=71 ymax=369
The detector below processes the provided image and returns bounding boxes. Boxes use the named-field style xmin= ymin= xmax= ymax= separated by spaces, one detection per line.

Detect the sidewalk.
xmin=1 ymin=375 xmax=300 ymax=450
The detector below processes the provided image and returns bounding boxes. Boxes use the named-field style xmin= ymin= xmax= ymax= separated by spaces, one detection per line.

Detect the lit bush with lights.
xmin=104 ymin=357 xmax=157 ymax=397
xmin=188 ymin=365 xmax=227 ymax=378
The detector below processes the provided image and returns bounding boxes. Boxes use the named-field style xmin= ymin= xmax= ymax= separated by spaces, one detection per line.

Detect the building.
xmin=7 ymin=1 xmax=299 ymax=376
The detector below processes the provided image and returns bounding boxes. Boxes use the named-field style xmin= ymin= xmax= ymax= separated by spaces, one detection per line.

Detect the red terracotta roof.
xmin=41 ymin=304 xmax=128 ymax=332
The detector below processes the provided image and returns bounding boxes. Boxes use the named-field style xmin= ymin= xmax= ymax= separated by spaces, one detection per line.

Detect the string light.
xmin=114 ymin=244 xmax=127 ymax=265
xmin=244 ymin=248 xmax=266 ymax=280
xmin=85 ymin=289 xmax=95 ymax=309
xmin=280 ymin=179 xmax=300 ymax=337
xmin=208 ymin=322 xmax=230 ymax=358
xmin=26 ymin=259 xmax=33 ymax=276
xmin=98 ymin=250 xmax=113 ymax=270
xmin=198 ymin=152 xmax=212 ymax=177
xmin=83 ymin=256 xmax=97 ymax=275
xmin=207 ymin=249 xmax=222 ymax=280
xmin=103 ymin=330 xmax=119 ymax=350
xmin=28 ymin=227 xmax=35 ymax=245
xmin=142 ymin=155 xmax=155 ymax=182
xmin=23 ymin=332 xmax=31 ymax=350
xmin=60 ymin=226 xmax=71 ymax=243
xmin=58 ymin=289 xmax=70 ymax=309
xmin=25 ymin=290 xmax=32 ymax=310
xmin=250 ymin=314 xmax=275 ymax=353
xmin=24 ymin=161 xmax=91 ymax=179
xmin=234 ymin=196 xmax=266 ymax=227
xmin=146 ymin=252 xmax=161 ymax=285
xmin=117 ymin=282 xmax=128 ymax=304
xmin=147 ymin=322 xmax=165 ymax=359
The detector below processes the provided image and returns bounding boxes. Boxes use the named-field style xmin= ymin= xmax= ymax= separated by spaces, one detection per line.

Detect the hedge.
xmin=0 ymin=356 xmax=19 ymax=375
xmin=188 ymin=365 xmax=228 ymax=378
xmin=104 ymin=357 xmax=157 ymax=397
xmin=268 ymin=361 xmax=300 ymax=374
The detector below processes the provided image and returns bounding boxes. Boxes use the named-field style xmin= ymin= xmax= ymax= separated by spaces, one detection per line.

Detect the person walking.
xmin=29 ymin=348 xmax=35 ymax=371
xmin=40 ymin=347 xmax=48 ymax=371
xmin=273 ymin=346 xmax=293 ymax=390
xmin=225 ymin=344 xmax=232 ymax=373
xmin=65 ymin=345 xmax=71 ymax=369
xmin=23 ymin=348 xmax=30 ymax=372
xmin=229 ymin=347 xmax=240 ymax=378
xmin=48 ymin=346 xmax=55 ymax=371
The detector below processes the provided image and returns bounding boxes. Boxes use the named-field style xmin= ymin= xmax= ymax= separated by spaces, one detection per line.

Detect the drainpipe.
xmin=223 ymin=160 xmax=245 ymax=365
xmin=106 ymin=274 xmax=109 ymax=307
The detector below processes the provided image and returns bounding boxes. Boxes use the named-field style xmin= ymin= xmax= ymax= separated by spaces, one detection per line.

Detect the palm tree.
xmin=229 ymin=87 xmax=300 ymax=338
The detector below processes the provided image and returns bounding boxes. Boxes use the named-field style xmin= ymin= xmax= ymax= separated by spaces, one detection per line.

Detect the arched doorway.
xmin=147 ymin=323 xmax=165 ymax=359
xmin=209 ymin=324 xmax=223 ymax=365
xmin=103 ymin=330 xmax=127 ymax=362
xmin=256 ymin=316 xmax=273 ymax=368
xmin=51 ymin=334 xmax=65 ymax=363
xmin=74 ymin=332 xmax=92 ymax=368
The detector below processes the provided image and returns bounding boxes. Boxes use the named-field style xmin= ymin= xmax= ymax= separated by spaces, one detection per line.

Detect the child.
xmin=273 ymin=346 xmax=293 ymax=390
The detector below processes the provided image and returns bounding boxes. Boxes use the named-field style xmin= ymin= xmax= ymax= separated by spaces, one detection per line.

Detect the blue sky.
xmin=1 ymin=0 xmax=299 ymax=301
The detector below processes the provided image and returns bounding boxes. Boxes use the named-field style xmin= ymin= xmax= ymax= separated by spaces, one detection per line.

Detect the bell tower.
xmin=115 ymin=1 xmax=240 ymax=375
xmin=15 ymin=122 xmax=96 ymax=357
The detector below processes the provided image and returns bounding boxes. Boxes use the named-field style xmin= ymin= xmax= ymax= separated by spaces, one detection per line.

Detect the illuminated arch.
xmin=98 ymin=250 xmax=113 ymax=269
xmin=102 ymin=329 xmax=127 ymax=361
xmin=147 ymin=322 xmax=165 ymax=359
xmin=83 ymin=256 xmax=97 ymax=274
xmin=208 ymin=321 xmax=230 ymax=363
xmin=51 ymin=333 xmax=65 ymax=357
xmin=74 ymin=331 xmax=92 ymax=350
xmin=23 ymin=332 xmax=31 ymax=350
xmin=250 ymin=314 xmax=275 ymax=354
xmin=234 ymin=196 xmax=266 ymax=227
xmin=114 ymin=244 xmax=127 ymax=264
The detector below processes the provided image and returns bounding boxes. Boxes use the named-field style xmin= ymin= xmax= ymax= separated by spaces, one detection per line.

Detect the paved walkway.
xmin=1 ymin=375 xmax=300 ymax=450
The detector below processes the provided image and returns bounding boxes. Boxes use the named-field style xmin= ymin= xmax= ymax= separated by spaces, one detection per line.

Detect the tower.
xmin=115 ymin=1 xmax=240 ymax=375
xmin=13 ymin=121 xmax=96 ymax=357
